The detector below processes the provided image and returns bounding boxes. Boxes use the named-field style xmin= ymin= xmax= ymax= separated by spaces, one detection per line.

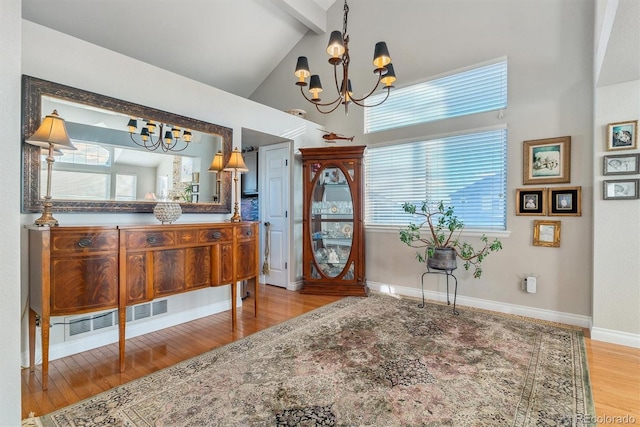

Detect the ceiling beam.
xmin=270 ymin=0 xmax=328 ymax=35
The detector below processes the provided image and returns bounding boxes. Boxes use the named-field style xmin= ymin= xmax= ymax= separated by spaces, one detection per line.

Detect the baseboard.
xmin=22 ymin=299 xmax=232 ymax=367
xmin=367 ymin=280 xmax=592 ymax=329
xmin=590 ymin=327 xmax=640 ymax=349
xmin=287 ymin=280 xmax=303 ymax=291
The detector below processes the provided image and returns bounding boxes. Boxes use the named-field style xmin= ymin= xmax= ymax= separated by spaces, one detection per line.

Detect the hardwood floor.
xmin=22 ymin=283 xmax=640 ymax=423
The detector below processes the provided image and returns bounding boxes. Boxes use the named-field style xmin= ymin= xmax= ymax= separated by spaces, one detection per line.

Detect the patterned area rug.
xmin=34 ymin=294 xmax=595 ymax=426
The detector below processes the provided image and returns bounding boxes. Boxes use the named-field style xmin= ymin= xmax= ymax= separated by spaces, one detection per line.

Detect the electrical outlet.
xmin=526 ymin=276 xmax=537 ymax=293
xmin=35 ymin=315 xmax=41 ymax=327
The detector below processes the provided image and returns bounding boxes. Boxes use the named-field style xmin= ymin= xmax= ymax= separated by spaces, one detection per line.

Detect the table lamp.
xmin=207 ymin=150 xmax=225 ymax=202
xmin=223 ymin=148 xmax=248 ymax=222
xmin=25 ymin=110 xmax=77 ymax=226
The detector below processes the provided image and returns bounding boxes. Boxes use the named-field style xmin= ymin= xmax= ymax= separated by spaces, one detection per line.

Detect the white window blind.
xmin=365 ymin=60 xmax=507 ymax=133
xmin=57 ymin=141 xmax=111 ymax=166
xmin=115 ymin=174 xmax=137 ymax=201
xmin=365 ymin=129 xmax=507 ymax=230
xmin=42 ymin=170 xmax=111 ymax=200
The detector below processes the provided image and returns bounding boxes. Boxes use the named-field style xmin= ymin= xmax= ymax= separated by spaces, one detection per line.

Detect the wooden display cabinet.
xmin=299 ymin=145 xmax=367 ymax=296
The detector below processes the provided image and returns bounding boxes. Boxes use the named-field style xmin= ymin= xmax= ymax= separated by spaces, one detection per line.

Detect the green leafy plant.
xmin=399 ymin=201 xmax=502 ymax=278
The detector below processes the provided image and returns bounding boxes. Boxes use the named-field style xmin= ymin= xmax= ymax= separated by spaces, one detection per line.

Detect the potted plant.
xmin=399 ymin=201 xmax=502 ymax=278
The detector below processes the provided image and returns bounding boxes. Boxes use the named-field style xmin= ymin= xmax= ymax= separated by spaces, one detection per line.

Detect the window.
xmin=57 ymin=141 xmax=111 ymax=166
xmin=365 ymin=59 xmax=507 ymax=133
xmin=42 ymin=170 xmax=111 ymax=200
xmin=115 ymin=174 xmax=137 ymax=201
xmin=365 ymin=129 xmax=507 ymax=230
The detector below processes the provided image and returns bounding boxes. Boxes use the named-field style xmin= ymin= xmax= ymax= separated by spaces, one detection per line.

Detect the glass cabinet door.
xmin=308 ymin=163 xmax=355 ymax=280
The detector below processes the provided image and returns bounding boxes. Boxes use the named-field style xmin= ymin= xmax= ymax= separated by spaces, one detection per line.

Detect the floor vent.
xmin=64 ymin=300 xmax=169 ymax=340
xmin=153 ymin=300 xmax=168 ymax=316
xmin=68 ymin=317 xmax=91 ymax=337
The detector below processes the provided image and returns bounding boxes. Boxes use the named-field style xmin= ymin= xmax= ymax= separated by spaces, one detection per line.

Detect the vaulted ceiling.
xmin=22 ymin=0 xmax=638 ymax=100
xmin=22 ymin=0 xmax=337 ymax=99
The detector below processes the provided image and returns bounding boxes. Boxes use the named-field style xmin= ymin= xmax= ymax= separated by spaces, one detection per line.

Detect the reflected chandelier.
xmin=294 ymin=0 xmax=396 ymax=115
xmin=127 ymin=118 xmax=192 ymax=152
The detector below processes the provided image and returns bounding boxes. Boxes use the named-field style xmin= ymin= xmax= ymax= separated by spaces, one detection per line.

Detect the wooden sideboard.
xmin=28 ymin=222 xmax=259 ymax=390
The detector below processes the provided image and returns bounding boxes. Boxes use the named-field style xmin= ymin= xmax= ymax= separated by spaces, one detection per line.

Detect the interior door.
xmin=260 ymin=142 xmax=290 ymax=288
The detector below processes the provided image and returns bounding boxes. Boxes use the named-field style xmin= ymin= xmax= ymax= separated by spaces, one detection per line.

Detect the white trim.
xmin=287 ymin=280 xmax=304 ymax=291
xmin=367 ymin=280 xmax=592 ymax=329
xmin=590 ymin=327 xmax=640 ymax=349
xmin=21 ymin=299 xmax=231 ymax=367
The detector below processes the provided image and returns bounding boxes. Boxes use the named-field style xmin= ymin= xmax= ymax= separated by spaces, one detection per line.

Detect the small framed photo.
xmin=548 ymin=186 xmax=581 ymax=216
xmin=191 ymin=184 xmax=200 ymax=193
xmin=603 ymin=179 xmax=639 ymax=200
xmin=191 ymin=193 xmax=199 ymax=203
xmin=516 ymin=188 xmax=547 ymax=216
xmin=606 ymin=120 xmax=638 ymax=151
xmin=533 ymin=220 xmax=561 ymax=248
xmin=523 ymin=136 xmax=571 ymax=185
xmin=603 ymin=153 xmax=639 ymax=175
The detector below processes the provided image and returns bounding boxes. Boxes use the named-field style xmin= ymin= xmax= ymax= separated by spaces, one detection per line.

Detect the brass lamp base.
xmin=34 ymin=215 xmax=59 ymax=227
xmin=34 ymin=200 xmax=59 ymax=227
xmin=230 ymin=202 xmax=242 ymax=223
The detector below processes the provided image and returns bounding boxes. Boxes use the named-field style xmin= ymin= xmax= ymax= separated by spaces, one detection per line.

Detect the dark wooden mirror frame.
xmin=21 ymin=75 xmax=232 ymax=214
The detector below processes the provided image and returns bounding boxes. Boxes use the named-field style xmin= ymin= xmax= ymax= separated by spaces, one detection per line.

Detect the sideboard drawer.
xmin=124 ymin=230 xmax=176 ymax=249
xmin=50 ymin=229 xmax=118 ymax=254
xmin=235 ymin=224 xmax=256 ymax=240
xmin=198 ymin=227 xmax=233 ymax=243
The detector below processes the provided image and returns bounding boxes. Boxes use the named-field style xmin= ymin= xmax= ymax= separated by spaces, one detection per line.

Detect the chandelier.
xmin=294 ymin=0 xmax=396 ymax=115
xmin=127 ymin=118 xmax=192 ymax=152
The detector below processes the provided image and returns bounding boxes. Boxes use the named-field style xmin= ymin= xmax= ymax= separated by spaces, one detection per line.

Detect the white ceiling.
xmin=22 ymin=0 xmax=338 ymax=99
xmin=22 ymin=0 xmax=637 ymax=99
xmin=597 ymin=0 xmax=640 ymax=87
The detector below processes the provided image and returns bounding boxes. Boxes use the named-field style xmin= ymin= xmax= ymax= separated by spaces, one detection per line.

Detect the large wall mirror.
xmin=22 ymin=75 xmax=232 ymax=213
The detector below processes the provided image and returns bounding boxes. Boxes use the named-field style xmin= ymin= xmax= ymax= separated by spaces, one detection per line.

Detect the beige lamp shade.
xmin=224 ymin=148 xmax=249 ymax=172
xmin=26 ymin=110 xmax=77 ymax=151
xmin=208 ymin=151 xmax=225 ymax=172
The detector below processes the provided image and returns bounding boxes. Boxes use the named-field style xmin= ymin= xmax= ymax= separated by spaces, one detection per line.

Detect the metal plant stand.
xmin=419 ymin=267 xmax=459 ymax=315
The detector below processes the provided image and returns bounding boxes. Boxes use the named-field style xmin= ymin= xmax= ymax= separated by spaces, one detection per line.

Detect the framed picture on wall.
xmin=515 ymin=188 xmax=547 ymax=216
xmin=548 ymin=186 xmax=581 ymax=216
xmin=606 ymin=120 xmax=638 ymax=151
xmin=523 ymin=136 xmax=571 ymax=185
xmin=533 ymin=220 xmax=561 ymax=248
xmin=603 ymin=179 xmax=640 ymax=200
xmin=603 ymin=153 xmax=639 ymax=175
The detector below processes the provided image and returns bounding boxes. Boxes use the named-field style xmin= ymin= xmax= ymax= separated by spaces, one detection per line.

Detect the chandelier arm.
xmin=314 ymin=101 xmax=344 ymax=115
xmin=349 ymin=74 xmax=384 ymax=104
xmin=298 ymin=85 xmax=343 ymax=108
xmin=130 ymin=133 xmax=162 ymax=151
xmin=165 ymin=142 xmax=189 ymax=153
xmin=350 ymin=86 xmax=391 ymax=108
xmin=333 ymin=63 xmax=343 ymax=95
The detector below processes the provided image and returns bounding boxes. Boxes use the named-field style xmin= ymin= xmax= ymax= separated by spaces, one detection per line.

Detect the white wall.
xmin=592 ymin=79 xmax=640 ymax=347
xmin=253 ymin=0 xmax=596 ymax=322
xmin=0 ymin=1 xmax=23 ymax=425
xmin=18 ymin=20 xmax=322 ymax=382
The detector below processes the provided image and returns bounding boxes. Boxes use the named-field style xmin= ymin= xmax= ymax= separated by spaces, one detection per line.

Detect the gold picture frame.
xmin=606 ymin=120 xmax=638 ymax=151
xmin=533 ymin=220 xmax=561 ymax=247
xmin=523 ymin=136 xmax=571 ymax=185
xmin=547 ymin=186 xmax=581 ymax=216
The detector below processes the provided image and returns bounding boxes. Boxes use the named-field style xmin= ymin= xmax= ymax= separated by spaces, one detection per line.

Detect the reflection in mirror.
xmin=22 ymin=76 xmax=232 ymax=213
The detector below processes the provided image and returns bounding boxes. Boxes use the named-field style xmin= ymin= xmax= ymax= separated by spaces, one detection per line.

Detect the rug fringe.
xmin=21 ymin=412 xmax=44 ymax=427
